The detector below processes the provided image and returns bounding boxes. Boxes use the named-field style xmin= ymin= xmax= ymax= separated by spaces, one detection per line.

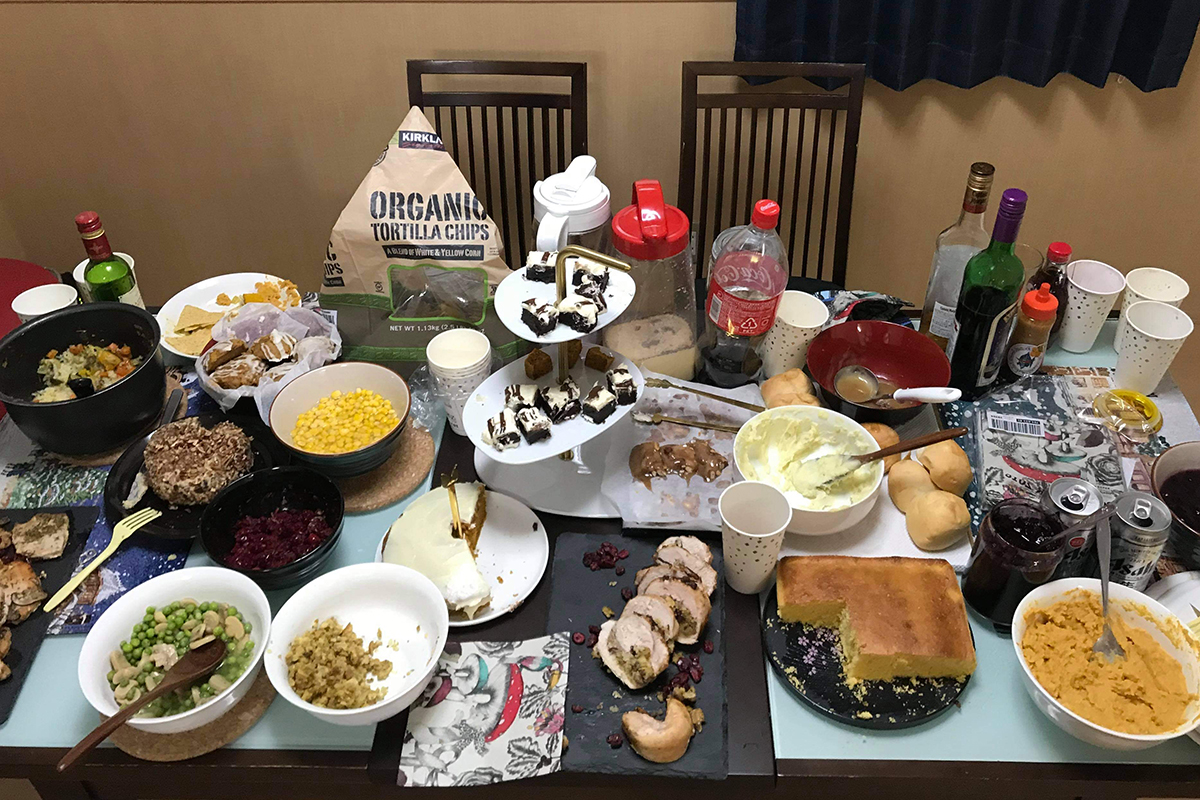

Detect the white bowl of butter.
xmin=733 ymin=406 xmax=883 ymax=536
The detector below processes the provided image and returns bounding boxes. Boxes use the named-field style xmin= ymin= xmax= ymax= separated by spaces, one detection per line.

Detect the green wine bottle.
xmin=76 ymin=211 xmax=144 ymax=307
xmin=946 ymin=188 xmax=1028 ymax=398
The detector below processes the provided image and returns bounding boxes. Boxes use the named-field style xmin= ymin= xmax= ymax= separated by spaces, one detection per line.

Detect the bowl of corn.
xmin=268 ymin=362 xmax=410 ymax=477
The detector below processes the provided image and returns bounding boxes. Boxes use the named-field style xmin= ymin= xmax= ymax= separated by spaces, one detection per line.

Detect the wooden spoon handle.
xmin=860 ymin=427 xmax=969 ymax=464
xmin=57 ymin=673 xmax=188 ymax=772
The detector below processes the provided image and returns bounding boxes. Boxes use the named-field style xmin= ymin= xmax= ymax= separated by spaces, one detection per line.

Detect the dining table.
xmin=2 ymin=310 xmax=1200 ymax=800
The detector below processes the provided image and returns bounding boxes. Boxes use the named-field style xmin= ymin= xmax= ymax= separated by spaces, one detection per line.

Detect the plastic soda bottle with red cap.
xmin=699 ymin=199 xmax=790 ymax=387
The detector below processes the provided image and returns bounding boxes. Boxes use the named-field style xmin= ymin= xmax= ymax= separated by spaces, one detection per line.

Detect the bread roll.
xmin=761 ymin=368 xmax=820 ymax=409
xmin=918 ymin=440 xmax=973 ymax=496
xmin=861 ymin=422 xmax=900 ymax=473
xmin=887 ymin=459 xmax=936 ymax=513
xmin=906 ymin=490 xmax=970 ymax=551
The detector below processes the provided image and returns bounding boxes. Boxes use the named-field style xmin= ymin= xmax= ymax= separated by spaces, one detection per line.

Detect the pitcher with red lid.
xmin=602 ymin=180 xmax=698 ymax=380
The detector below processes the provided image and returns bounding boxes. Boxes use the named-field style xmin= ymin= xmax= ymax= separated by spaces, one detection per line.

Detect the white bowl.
xmin=1012 ymin=579 xmax=1200 ymax=750
xmin=156 ymin=272 xmax=285 ymax=363
xmin=265 ymin=563 xmax=449 ymax=726
xmin=77 ymin=567 xmax=271 ymax=735
xmin=733 ymin=405 xmax=883 ymax=536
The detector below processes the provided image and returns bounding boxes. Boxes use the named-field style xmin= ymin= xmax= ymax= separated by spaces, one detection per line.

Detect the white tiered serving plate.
xmin=494 ymin=264 xmax=636 ymax=344
xmin=462 ymin=347 xmax=644 ymax=466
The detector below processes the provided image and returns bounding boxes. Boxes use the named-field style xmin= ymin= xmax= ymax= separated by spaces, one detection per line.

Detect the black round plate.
xmin=761 ymin=587 xmax=971 ymax=729
xmin=104 ymin=412 xmax=279 ymax=541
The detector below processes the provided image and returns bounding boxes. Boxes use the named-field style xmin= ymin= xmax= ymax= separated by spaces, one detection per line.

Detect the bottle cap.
xmin=1021 ymin=283 xmax=1058 ymax=320
xmin=75 ymin=211 xmax=102 ymax=235
xmin=751 ymin=199 xmax=780 ymax=229
xmin=611 ymin=180 xmax=690 ymax=261
xmin=997 ymin=188 xmax=1027 ymax=219
xmin=1047 ymin=242 xmax=1072 ymax=264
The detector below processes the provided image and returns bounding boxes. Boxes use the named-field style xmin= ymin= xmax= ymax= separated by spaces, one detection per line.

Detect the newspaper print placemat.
xmin=399 ymin=633 xmax=569 ymax=787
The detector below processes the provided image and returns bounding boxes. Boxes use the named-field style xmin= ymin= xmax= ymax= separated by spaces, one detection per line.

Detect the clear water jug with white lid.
xmin=532 ymin=156 xmax=612 ymax=253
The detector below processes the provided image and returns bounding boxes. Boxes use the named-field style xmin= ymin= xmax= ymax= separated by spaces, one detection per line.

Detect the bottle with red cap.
xmin=1000 ymin=282 xmax=1059 ymax=382
xmin=76 ymin=212 xmax=144 ymax=308
xmin=1025 ymin=241 xmax=1071 ymax=339
xmin=699 ymin=200 xmax=790 ymax=387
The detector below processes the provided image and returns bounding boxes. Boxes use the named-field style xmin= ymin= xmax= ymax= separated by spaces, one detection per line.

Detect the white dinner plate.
xmin=1138 ymin=571 xmax=1200 ymax=747
xmin=156 ymin=272 xmax=286 ymax=361
xmin=493 ymin=264 xmax=635 ymax=344
xmin=376 ymin=490 xmax=550 ymax=628
xmin=462 ymin=347 xmax=643 ymax=466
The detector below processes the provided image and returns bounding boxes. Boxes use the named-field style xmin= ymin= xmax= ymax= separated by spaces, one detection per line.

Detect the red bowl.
xmin=805 ymin=320 xmax=951 ymax=424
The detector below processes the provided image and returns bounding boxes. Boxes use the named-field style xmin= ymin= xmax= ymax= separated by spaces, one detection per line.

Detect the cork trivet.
xmin=49 ymin=376 xmax=187 ymax=467
xmin=336 ymin=424 xmax=435 ymax=513
xmin=106 ymin=669 xmax=276 ymax=762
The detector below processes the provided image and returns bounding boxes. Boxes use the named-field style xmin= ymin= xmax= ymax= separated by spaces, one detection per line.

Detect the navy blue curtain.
xmin=735 ymin=0 xmax=1200 ymax=91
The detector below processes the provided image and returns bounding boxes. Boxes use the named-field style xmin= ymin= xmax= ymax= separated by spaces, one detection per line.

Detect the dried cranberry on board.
xmin=606 ymin=733 xmax=623 ymax=748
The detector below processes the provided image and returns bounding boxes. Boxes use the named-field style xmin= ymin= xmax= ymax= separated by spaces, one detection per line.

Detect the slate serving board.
xmin=547 ymin=531 xmax=727 ymax=779
xmin=0 ymin=506 xmax=99 ymax=724
xmin=762 ymin=586 xmax=971 ymax=729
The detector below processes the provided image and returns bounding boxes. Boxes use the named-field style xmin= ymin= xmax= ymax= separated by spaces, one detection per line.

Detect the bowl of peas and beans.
xmin=268 ymin=362 xmax=411 ymax=477
xmin=79 ymin=567 xmax=271 ymax=734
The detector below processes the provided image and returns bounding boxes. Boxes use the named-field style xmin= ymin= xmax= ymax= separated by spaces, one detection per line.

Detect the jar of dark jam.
xmin=961 ymin=498 xmax=1066 ymax=635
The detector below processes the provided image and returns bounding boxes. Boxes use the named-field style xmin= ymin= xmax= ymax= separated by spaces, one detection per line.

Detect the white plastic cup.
xmin=1115 ymin=267 xmax=1190 ymax=352
xmin=761 ymin=291 xmax=829 ymax=378
xmin=1060 ymin=260 xmax=1126 ymax=353
xmin=74 ymin=252 xmax=136 ymax=304
xmin=719 ymin=480 xmax=793 ymax=594
xmin=11 ymin=283 xmax=79 ymax=323
xmin=1115 ymin=301 xmax=1193 ymax=395
xmin=426 ymin=328 xmax=493 ymax=435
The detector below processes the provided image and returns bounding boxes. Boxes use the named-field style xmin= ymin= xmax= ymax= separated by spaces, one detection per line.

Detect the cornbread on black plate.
xmin=776 ymin=555 xmax=976 ymax=682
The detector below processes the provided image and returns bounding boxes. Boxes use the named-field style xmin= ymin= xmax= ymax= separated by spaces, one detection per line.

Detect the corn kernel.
xmin=290 ymin=387 xmax=400 ymax=454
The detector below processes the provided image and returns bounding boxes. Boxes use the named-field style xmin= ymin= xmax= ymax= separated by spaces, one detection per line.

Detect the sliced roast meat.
xmin=657 ymin=535 xmax=713 ymax=565
xmin=621 ymin=594 xmax=679 ymax=642
xmin=635 ymin=563 xmax=702 ymax=595
xmin=654 ymin=546 xmax=718 ymax=596
xmin=641 ymin=578 xmax=711 ymax=645
xmin=595 ymin=617 xmax=670 ymax=689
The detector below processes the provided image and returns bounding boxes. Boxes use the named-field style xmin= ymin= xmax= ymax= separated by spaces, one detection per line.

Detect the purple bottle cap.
xmin=997 ymin=188 xmax=1028 ymax=220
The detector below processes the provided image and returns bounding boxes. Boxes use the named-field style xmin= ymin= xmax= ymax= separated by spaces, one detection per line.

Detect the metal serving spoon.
xmin=58 ymin=639 xmax=228 ymax=772
xmin=833 ymin=364 xmax=961 ymax=405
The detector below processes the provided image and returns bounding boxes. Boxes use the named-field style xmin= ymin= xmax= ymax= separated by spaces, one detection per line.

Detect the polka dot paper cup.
xmin=1116 ymin=301 xmax=1193 ymax=395
xmin=761 ymin=291 xmax=829 ymax=378
xmin=1116 ymin=267 xmax=1190 ymax=352
xmin=1061 ymin=260 xmax=1126 ymax=353
xmin=719 ymin=480 xmax=793 ymax=594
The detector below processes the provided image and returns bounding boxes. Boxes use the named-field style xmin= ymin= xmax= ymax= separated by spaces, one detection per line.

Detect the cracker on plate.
xmin=174 ymin=305 xmax=224 ymax=332
xmin=166 ymin=327 xmax=214 ymax=356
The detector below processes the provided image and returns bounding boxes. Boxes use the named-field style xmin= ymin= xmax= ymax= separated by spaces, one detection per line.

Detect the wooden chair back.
xmin=407 ymin=60 xmax=589 ymax=269
xmin=678 ymin=62 xmax=865 ymax=285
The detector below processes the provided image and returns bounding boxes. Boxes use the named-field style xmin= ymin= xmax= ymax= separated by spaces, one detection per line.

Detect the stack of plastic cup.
xmin=1115 ymin=267 xmax=1190 ymax=351
xmin=426 ymin=328 xmax=493 ymax=435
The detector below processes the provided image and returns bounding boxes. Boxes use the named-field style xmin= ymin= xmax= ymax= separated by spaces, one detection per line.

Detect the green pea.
xmin=131 ymin=648 xmax=142 ymax=661
xmin=145 ymin=606 xmax=155 ymax=615
xmin=121 ymin=641 xmax=132 ymax=653
xmin=213 ymin=626 xmax=224 ymax=637
xmin=107 ymin=669 xmax=116 ymax=682
xmin=226 ymin=606 xmax=238 ymax=617
xmin=243 ymin=622 xmax=252 ymax=634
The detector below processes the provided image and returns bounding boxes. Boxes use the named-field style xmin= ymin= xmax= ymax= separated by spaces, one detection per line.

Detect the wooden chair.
xmin=407 ymin=60 xmax=589 ymax=269
xmin=678 ymin=62 xmax=865 ymax=286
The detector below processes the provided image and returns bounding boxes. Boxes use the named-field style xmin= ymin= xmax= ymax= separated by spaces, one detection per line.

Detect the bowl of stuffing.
xmin=0 ymin=302 xmax=166 ymax=455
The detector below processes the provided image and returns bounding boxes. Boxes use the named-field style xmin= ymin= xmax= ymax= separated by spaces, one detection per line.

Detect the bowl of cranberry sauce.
xmin=1152 ymin=442 xmax=1200 ymax=571
xmin=200 ymin=466 xmax=344 ymax=589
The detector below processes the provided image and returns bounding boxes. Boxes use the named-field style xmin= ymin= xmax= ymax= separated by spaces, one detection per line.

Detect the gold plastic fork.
xmin=43 ymin=508 xmax=162 ymax=612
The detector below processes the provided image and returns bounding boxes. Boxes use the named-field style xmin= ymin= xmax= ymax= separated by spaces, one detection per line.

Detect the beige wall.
xmin=1 ymin=1 xmax=1198 ymax=399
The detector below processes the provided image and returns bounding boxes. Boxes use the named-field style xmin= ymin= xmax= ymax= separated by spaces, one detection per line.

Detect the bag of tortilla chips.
xmin=320 ymin=107 xmax=521 ymax=375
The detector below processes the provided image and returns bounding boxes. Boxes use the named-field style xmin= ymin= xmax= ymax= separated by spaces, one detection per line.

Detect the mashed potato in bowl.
xmin=734 ymin=406 xmax=882 ymax=513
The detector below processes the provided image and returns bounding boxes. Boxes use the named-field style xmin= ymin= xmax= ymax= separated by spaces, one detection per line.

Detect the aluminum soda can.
xmin=1042 ymin=478 xmax=1103 ymax=579
xmin=1107 ymin=491 xmax=1172 ymax=591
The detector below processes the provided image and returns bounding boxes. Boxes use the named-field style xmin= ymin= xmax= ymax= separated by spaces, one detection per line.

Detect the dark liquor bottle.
xmin=1025 ymin=241 xmax=1071 ymax=339
xmin=947 ymin=188 xmax=1028 ymax=398
xmin=76 ymin=212 xmax=144 ymax=307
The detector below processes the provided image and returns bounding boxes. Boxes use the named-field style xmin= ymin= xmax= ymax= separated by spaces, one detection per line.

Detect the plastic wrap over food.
xmin=196 ymin=303 xmax=342 ymax=420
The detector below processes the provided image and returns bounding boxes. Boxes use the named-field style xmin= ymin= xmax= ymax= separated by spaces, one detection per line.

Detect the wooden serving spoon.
xmin=794 ymin=427 xmax=970 ymax=490
xmin=58 ymin=639 xmax=228 ymax=772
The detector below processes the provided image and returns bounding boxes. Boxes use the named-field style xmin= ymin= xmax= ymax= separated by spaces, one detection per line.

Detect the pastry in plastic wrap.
xmin=250 ymin=331 xmax=298 ymax=362
xmin=202 ymin=338 xmax=247 ymax=372
xmin=211 ymin=354 xmax=266 ymax=389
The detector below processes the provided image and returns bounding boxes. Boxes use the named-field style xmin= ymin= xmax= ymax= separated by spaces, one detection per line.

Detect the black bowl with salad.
xmin=0 ymin=302 xmax=166 ymax=455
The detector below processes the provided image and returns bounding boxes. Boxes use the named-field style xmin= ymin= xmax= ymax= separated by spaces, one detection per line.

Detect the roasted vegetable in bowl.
xmin=34 ymin=342 xmax=142 ymax=403
xmin=106 ymin=599 xmax=253 ymax=718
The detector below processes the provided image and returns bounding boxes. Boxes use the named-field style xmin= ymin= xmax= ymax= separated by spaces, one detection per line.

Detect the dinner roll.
xmin=918 ymin=440 xmax=973 ymax=496
xmin=761 ymin=368 xmax=820 ymax=409
xmin=861 ymin=423 xmax=900 ymax=473
xmin=906 ymin=490 xmax=970 ymax=551
xmin=887 ymin=459 xmax=936 ymax=513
